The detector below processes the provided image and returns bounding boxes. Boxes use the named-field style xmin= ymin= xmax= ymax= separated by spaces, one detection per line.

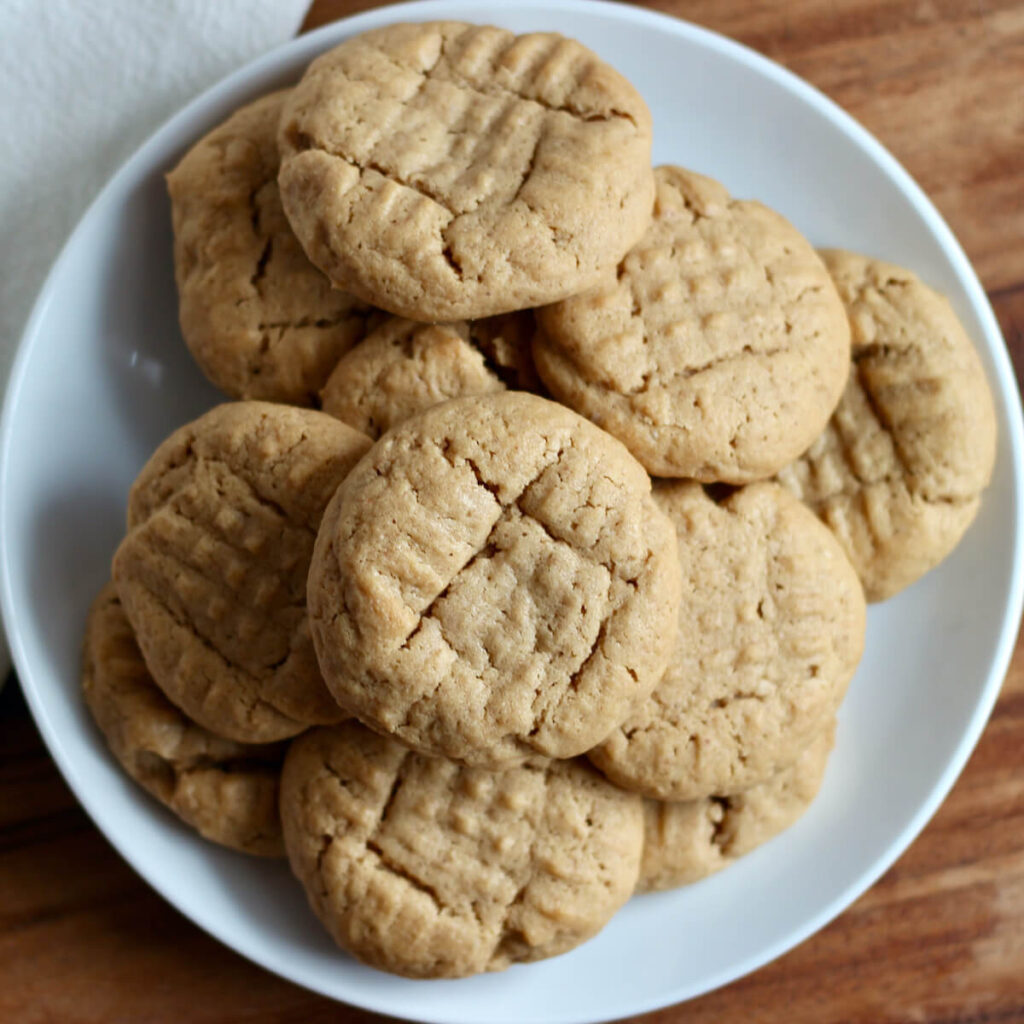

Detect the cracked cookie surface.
xmin=276 ymin=21 xmax=655 ymax=321
xmin=112 ymin=402 xmax=371 ymax=743
xmin=280 ymin=721 xmax=643 ymax=977
xmin=167 ymin=90 xmax=381 ymax=405
xmin=320 ymin=311 xmax=537 ymax=438
xmin=638 ymin=721 xmax=834 ymax=892
xmin=589 ymin=482 xmax=863 ymax=800
xmin=533 ymin=166 xmax=850 ymax=482
xmin=775 ymin=249 xmax=997 ymax=601
xmin=307 ymin=391 xmax=681 ymax=769
xmin=83 ymin=583 xmax=285 ymax=856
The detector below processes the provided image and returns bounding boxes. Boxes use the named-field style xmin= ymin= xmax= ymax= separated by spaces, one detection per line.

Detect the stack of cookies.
xmin=82 ymin=20 xmax=998 ymax=979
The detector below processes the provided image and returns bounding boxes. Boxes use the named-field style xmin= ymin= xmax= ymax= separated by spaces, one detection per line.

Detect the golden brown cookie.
xmin=280 ymin=722 xmax=643 ymax=978
xmin=534 ymin=166 xmax=850 ymax=482
xmin=776 ymin=249 xmax=997 ymax=601
xmin=308 ymin=391 xmax=681 ymax=769
xmin=320 ymin=311 xmax=537 ymax=439
xmin=638 ymin=722 xmax=834 ymax=892
xmin=112 ymin=402 xmax=371 ymax=744
xmin=589 ymin=481 xmax=864 ymax=801
xmin=83 ymin=583 xmax=285 ymax=856
xmin=277 ymin=22 xmax=655 ymax=321
xmin=167 ymin=90 xmax=380 ymax=405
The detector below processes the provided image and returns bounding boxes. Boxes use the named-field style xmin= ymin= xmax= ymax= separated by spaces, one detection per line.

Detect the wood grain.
xmin=2 ymin=2 xmax=1023 ymax=1022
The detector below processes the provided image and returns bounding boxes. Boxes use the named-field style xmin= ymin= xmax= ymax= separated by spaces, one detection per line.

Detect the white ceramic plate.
xmin=2 ymin=2 xmax=1022 ymax=1021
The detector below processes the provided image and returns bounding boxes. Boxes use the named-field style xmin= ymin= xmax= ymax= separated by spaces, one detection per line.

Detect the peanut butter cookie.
xmin=776 ymin=249 xmax=997 ymax=600
xmin=534 ymin=166 xmax=850 ymax=482
xmin=83 ymin=582 xmax=285 ymax=856
xmin=277 ymin=22 xmax=654 ymax=321
xmin=638 ymin=722 xmax=834 ymax=892
xmin=590 ymin=482 xmax=863 ymax=800
xmin=113 ymin=402 xmax=371 ymax=743
xmin=320 ymin=311 xmax=537 ymax=439
xmin=280 ymin=721 xmax=643 ymax=977
xmin=308 ymin=391 xmax=681 ymax=769
xmin=168 ymin=90 xmax=380 ymax=405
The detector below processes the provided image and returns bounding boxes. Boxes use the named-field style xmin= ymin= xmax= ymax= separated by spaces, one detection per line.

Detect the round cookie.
xmin=320 ymin=311 xmax=537 ymax=439
xmin=167 ymin=90 xmax=380 ymax=405
xmin=638 ymin=722 xmax=834 ymax=893
xmin=589 ymin=481 xmax=864 ymax=801
xmin=83 ymin=582 xmax=285 ymax=857
xmin=775 ymin=249 xmax=997 ymax=601
xmin=112 ymin=402 xmax=371 ymax=743
xmin=277 ymin=21 xmax=655 ymax=321
xmin=308 ymin=391 xmax=681 ymax=769
xmin=280 ymin=721 xmax=643 ymax=978
xmin=533 ymin=165 xmax=850 ymax=482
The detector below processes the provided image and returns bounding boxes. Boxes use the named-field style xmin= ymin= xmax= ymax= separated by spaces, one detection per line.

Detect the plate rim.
xmin=2 ymin=1 xmax=1023 ymax=1021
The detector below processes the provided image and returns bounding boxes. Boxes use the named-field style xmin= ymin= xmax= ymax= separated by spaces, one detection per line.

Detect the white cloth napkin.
xmin=0 ymin=0 xmax=311 ymax=681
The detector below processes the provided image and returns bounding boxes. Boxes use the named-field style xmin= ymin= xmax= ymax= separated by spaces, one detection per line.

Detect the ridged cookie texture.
xmin=167 ymin=90 xmax=380 ymax=405
xmin=590 ymin=482 xmax=864 ymax=801
xmin=534 ymin=166 xmax=850 ymax=482
xmin=112 ymin=402 xmax=371 ymax=743
xmin=776 ymin=249 xmax=997 ymax=601
xmin=320 ymin=311 xmax=537 ymax=439
xmin=83 ymin=583 xmax=285 ymax=857
xmin=638 ymin=722 xmax=834 ymax=893
xmin=280 ymin=722 xmax=644 ymax=978
xmin=308 ymin=391 xmax=681 ymax=769
xmin=277 ymin=21 xmax=655 ymax=321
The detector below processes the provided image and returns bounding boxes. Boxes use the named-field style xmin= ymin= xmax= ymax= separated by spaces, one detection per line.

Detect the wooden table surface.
xmin=2 ymin=1 xmax=1023 ymax=1021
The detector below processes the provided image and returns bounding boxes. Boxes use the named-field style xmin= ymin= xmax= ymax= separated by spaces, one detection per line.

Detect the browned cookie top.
xmin=113 ymin=402 xmax=371 ymax=743
xmin=277 ymin=21 xmax=655 ymax=321
xmin=534 ymin=166 xmax=850 ymax=482
xmin=167 ymin=90 xmax=380 ymax=405
xmin=281 ymin=722 xmax=643 ymax=978
xmin=308 ymin=391 xmax=681 ymax=769
xmin=590 ymin=481 xmax=864 ymax=800
xmin=776 ymin=249 xmax=997 ymax=601
xmin=83 ymin=582 xmax=285 ymax=856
